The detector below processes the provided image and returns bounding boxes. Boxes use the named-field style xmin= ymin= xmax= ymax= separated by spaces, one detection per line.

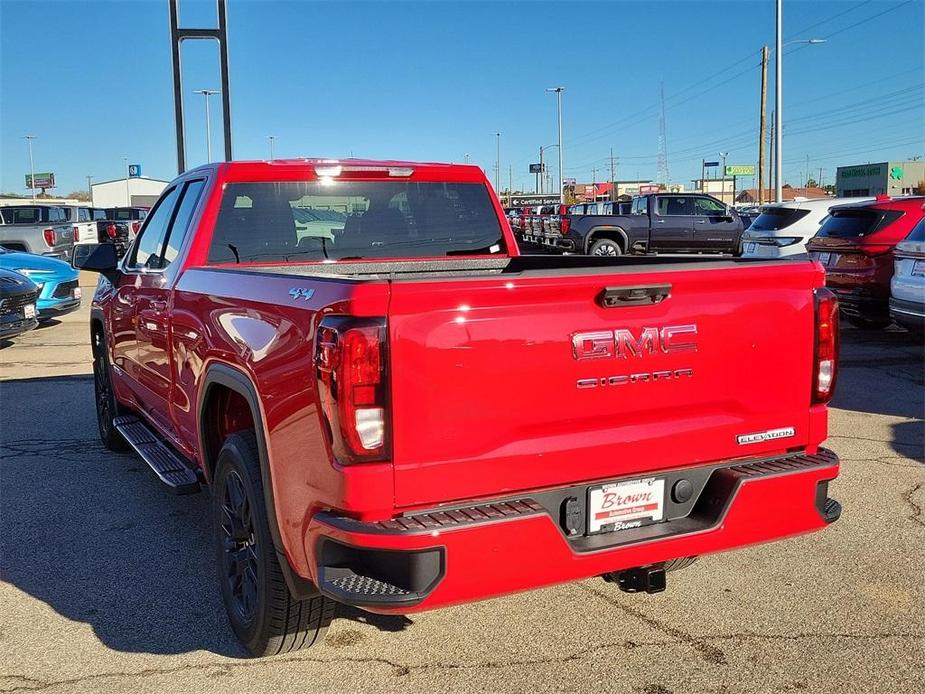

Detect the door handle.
xmin=599 ymin=284 xmax=671 ymax=307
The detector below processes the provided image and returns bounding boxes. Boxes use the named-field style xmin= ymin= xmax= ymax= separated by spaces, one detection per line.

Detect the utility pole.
xmin=591 ymin=167 xmax=597 ymax=201
xmin=758 ymin=46 xmax=769 ymax=204
xmin=719 ymin=152 xmax=729 ymax=204
xmin=267 ymin=135 xmax=277 ymax=160
xmin=493 ymin=132 xmax=501 ymax=194
xmin=819 ymin=167 xmax=824 ymax=189
xmin=538 ymin=146 xmax=543 ymax=194
xmin=508 ymin=164 xmax=513 ymax=206
xmin=609 ymin=148 xmax=616 ymax=201
xmin=546 ymin=86 xmax=565 ymax=204
xmin=700 ymin=160 xmax=706 ymax=193
xmin=86 ymin=175 xmax=93 ymax=202
xmin=23 ymin=135 xmax=36 ymax=200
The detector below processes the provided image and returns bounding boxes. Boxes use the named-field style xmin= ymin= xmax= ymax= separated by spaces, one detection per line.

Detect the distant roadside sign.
xmin=725 ymin=165 xmax=755 ymax=176
xmin=639 ymin=184 xmax=660 ymax=194
xmin=704 ymin=161 xmax=720 ymax=168
xmin=564 ymin=178 xmax=576 ymax=186
xmin=25 ymin=172 xmax=55 ymax=189
xmin=128 ymin=164 xmax=142 ymax=178
xmin=529 ymin=163 xmax=543 ymax=174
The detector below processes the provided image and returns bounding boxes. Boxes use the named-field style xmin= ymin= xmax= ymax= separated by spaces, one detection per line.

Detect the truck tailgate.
xmin=387 ymin=261 xmax=822 ymax=508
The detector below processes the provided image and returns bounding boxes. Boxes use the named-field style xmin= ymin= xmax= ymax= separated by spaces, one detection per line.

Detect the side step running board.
xmin=114 ymin=415 xmax=201 ymax=494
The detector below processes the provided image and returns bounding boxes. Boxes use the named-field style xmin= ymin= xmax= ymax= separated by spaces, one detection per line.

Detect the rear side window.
xmin=904 ymin=217 xmax=925 ymax=242
xmin=750 ymin=207 xmax=811 ymax=231
xmin=208 ymin=181 xmax=505 ymax=264
xmin=816 ymin=209 xmax=903 ymax=238
xmin=4 ymin=208 xmax=39 ymax=224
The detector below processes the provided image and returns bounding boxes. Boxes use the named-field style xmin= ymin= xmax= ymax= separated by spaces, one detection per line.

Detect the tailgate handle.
xmin=599 ymin=284 xmax=671 ymax=308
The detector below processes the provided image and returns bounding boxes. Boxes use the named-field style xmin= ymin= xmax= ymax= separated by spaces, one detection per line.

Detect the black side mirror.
xmin=72 ymin=243 xmax=119 ymax=284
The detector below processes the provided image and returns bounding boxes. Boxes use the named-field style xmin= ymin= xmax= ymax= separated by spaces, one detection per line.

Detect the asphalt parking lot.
xmin=1 ymin=272 xmax=923 ymax=694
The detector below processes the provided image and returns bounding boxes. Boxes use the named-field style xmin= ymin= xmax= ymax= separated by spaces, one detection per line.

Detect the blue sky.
xmin=1 ymin=0 xmax=922 ymax=196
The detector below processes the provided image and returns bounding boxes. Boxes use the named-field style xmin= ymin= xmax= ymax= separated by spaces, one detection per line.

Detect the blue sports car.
xmin=0 ymin=246 xmax=81 ymax=320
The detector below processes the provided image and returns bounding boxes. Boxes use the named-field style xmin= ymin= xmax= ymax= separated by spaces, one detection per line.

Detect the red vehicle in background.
xmin=807 ymin=196 xmax=925 ymax=329
xmin=74 ymin=158 xmax=841 ymax=657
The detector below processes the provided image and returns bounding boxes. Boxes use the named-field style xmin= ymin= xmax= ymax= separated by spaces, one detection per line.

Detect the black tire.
xmin=732 ymin=235 xmax=744 ymax=257
xmin=91 ymin=327 xmax=128 ymax=452
xmin=847 ymin=315 xmax=891 ymax=330
xmin=213 ymin=431 xmax=334 ymax=657
xmin=589 ymin=238 xmax=623 ymax=257
xmin=663 ymin=556 xmax=698 ymax=572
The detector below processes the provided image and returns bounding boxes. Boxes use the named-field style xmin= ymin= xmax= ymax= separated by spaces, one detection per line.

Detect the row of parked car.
xmin=0 ymin=203 xmax=149 ymax=263
xmin=509 ymin=193 xmax=746 ymax=256
xmin=0 ymin=203 xmax=149 ymax=343
xmin=740 ymin=195 xmax=924 ymax=331
xmin=506 ymin=193 xmax=924 ymax=333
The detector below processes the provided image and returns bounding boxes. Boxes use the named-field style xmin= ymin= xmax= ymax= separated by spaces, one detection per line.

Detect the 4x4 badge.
xmin=288 ymin=287 xmax=315 ymax=301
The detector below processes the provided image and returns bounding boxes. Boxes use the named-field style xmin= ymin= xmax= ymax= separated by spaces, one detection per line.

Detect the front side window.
xmin=207 ymin=181 xmax=505 ymax=264
xmin=693 ymin=197 xmax=726 ymax=215
xmin=162 ymin=180 xmax=205 ymax=268
xmin=129 ymin=187 xmax=180 ymax=270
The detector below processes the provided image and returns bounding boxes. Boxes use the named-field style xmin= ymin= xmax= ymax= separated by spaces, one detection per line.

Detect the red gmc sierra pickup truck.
xmin=74 ymin=159 xmax=842 ymax=657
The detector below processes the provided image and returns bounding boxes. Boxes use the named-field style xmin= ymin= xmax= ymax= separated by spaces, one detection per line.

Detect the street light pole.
xmin=122 ymin=157 xmax=130 ymax=206
xmin=86 ymin=175 xmax=93 ymax=202
xmin=23 ymin=135 xmax=36 ymax=200
xmin=546 ymin=87 xmax=565 ymax=204
xmin=719 ymin=152 xmax=728 ymax=204
xmin=267 ymin=135 xmax=277 ymax=160
xmin=193 ymin=89 xmax=220 ymax=163
xmin=775 ymin=0 xmax=783 ymax=202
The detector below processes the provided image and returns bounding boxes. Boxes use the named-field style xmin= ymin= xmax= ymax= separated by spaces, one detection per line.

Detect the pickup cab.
xmin=74 ymin=159 xmax=841 ymax=657
xmin=546 ymin=193 xmax=744 ymax=256
xmin=0 ymin=205 xmax=75 ymax=260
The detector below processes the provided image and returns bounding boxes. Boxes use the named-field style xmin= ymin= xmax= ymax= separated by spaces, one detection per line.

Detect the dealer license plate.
xmin=745 ymin=242 xmax=757 ymax=254
xmin=587 ymin=477 xmax=665 ymax=534
xmin=23 ymin=304 xmax=36 ymax=319
xmin=912 ymin=259 xmax=925 ymax=277
xmin=815 ymin=252 xmax=831 ymax=265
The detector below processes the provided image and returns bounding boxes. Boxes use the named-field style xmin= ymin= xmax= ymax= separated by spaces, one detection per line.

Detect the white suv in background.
xmin=890 ymin=215 xmax=925 ymax=333
xmin=742 ymin=197 xmax=874 ymax=259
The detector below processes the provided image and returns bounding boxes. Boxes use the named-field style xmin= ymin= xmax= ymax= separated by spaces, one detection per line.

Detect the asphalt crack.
xmin=902 ymin=483 xmax=924 ymax=527
xmin=4 ymin=631 xmax=923 ymax=692
xmin=578 ymin=583 xmax=727 ymax=664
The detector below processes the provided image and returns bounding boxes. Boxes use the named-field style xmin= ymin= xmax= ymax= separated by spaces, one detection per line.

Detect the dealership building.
xmin=90 ymin=176 xmax=169 ymax=208
xmin=835 ymin=161 xmax=925 ymax=197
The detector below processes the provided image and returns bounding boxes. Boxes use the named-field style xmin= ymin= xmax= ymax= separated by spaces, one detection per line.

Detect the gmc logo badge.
xmin=571 ymin=325 xmax=698 ymax=360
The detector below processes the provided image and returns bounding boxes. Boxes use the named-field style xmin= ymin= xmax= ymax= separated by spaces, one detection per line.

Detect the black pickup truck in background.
xmin=93 ymin=207 xmax=149 ymax=256
xmin=522 ymin=193 xmax=744 ymax=256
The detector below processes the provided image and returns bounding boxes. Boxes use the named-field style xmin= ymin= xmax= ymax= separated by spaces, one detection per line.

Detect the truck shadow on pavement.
xmin=832 ymin=327 xmax=924 ymax=463
xmin=0 ymin=376 xmax=412 ymax=658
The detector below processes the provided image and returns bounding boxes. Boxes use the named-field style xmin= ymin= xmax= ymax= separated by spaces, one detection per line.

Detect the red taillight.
xmin=519 ymin=216 xmax=526 ymax=230
xmin=106 ymin=223 xmax=117 ymax=239
xmin=131 ymin=221 xmax=140 ymax=234
xmin=561 ymin=216 xmax=571 ymax=234
xmin=43 ymin=228 xmax=55 ymax=246
xmin=813 ymin=287 xmax=839 ymax=404
xmin=315 ymin=317 xmax=388 ymax=463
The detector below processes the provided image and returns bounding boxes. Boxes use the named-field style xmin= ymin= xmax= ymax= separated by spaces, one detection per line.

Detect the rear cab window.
xmin=207 ymin=180 xmax=505 ymax=264
xmin=750 ymin=207 xmax=811 ymax=231
xmin=816 ymin=208 xmax=904 ymax=238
